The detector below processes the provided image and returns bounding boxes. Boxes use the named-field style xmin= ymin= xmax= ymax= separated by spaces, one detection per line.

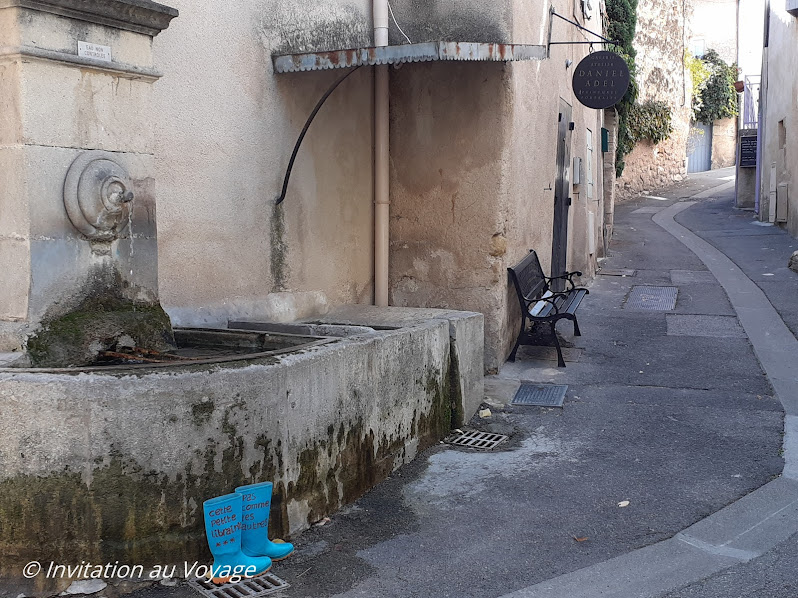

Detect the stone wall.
xmin=616 ymin=0 xmax=691 ymax=200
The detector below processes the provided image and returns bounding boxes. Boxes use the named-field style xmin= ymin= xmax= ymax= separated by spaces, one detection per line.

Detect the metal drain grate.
xmin=624 ymin=286 xmax=678 ymax=311
xmin=598 ymin=268 xmax=637 ymax=277
xmin=446 ymin=430 xmax=508 ymax=450
xmin=512 ymin=384 xmax=568 ymax=407
xmin=188 ymin=572 xmax=290 ymax=598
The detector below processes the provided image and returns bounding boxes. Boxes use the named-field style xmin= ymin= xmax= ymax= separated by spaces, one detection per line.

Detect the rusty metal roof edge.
xmin=272 ymin=41 xmax=547 ymax=74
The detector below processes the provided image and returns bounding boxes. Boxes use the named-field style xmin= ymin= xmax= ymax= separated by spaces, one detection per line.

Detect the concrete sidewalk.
xmin=138 ymin=169 xmax=797 ymax=598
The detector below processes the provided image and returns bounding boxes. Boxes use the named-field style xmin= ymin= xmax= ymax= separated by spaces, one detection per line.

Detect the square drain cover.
xmin=599 ymin=268 xmax=637 ymax=277
xmin=446 ymin=430 xmax=508 ymax=450
xmin=666 ymin=315 xmax=747 ymax=338
xmin=625 ymin=286 xmax=678 ymax=310
xmin=189 ymin=572 xmax=290 ymax=598
xmin=512 ymin=384 xmax=568 ymax=407
xmin=670 ymin=270 xmax=716 ymax=285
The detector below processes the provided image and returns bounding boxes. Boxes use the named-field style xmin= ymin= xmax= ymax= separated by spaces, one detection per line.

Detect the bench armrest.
xmin=545 ymin=271 xmax=582 ymax=291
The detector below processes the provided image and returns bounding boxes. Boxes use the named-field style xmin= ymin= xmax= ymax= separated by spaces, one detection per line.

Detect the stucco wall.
xmin=617 ymin=0 xmax=690 ymax=200
xmin=759 ymin=9 xmax=797 ymax=236
xmin=711 ymin=117 xmax=738 ymax=168
xmin=152 ymin=1 xmax=376 ymax=328
xmin=388 ymin=0 xmax=606 ymax=372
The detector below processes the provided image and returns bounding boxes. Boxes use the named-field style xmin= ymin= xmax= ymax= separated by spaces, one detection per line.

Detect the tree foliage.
xmin=627 ymin=100 xmax=673 ymax=144
xmin=686 ymin=49 xmax=739 ymax=124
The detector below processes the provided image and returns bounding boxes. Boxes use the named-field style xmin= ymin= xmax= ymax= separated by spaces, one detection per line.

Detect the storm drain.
xmin=624 ymin=286 xmax=678 ymax=310
xmin=599 ymin=268 xmax=637 ymax=277
xmin=446 ymin=430 xmax=508 ymax=450
xmin=512 ymin=384 xmax=568 ymax=407
xmin=188 ymin=572 xmax=290 ymax=598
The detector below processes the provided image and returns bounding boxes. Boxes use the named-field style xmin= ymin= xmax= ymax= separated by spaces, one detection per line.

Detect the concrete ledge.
xmin=0 ymin=0 xmax=178 ymax=36
xmin=318 ymin=305 xmax=486 ymax=424
xmin=0 ymin=45 xmax=162 ymax=79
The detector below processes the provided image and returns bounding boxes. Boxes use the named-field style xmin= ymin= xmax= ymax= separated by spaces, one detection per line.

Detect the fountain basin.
xmin=0 ymin=306 xmax=483 ymax=596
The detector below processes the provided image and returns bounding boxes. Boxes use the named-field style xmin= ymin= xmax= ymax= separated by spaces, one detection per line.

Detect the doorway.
xmin=551 ymin=98 xmax=573 ymax=290
xmin=687 ymin=122 xmax=713 ymax=173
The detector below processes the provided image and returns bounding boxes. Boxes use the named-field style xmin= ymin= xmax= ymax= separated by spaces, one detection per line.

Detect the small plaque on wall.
xmin=78 ymin=41 xmax=112 ymax=63
xmin=740 ymin=135 xmax=758 ymax=168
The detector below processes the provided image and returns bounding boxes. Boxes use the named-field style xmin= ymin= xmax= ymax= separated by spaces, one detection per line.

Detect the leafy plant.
xmin=606 ymin=0 xmax=639 ymax=176
xmin=627 ymin=100 xmax=673 ymax=144
xmin=686 ymin=49 xmax=739 ymax=124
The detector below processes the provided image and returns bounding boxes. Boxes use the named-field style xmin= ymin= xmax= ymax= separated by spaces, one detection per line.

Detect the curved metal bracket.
xmin=275 ymin=65 xmax=363 ymax=205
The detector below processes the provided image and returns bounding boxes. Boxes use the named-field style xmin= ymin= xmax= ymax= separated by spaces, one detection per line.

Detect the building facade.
xmin=151 ymin=0 xmax=615 ymax=372
xmin=758 ymin=0 xmax=798 ymax=234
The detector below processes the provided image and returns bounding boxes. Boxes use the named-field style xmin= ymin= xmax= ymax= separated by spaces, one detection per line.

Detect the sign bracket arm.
xmin=548 ymin=9 xmax=619 ymax=49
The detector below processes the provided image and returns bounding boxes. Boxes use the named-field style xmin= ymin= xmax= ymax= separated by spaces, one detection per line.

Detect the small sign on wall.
xmin=78 ymin=41 xmax=112 ymax=63
xmin=739 ymin=135 xmax=758 ymax=168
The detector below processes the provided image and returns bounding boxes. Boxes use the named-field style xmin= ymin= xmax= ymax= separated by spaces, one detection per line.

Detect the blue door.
xmin=687 ymin=122 xmax=713 ymax=173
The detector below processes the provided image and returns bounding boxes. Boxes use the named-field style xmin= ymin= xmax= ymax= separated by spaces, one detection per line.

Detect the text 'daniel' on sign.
xmin=571 ymin=50 xmax=630 ymax=110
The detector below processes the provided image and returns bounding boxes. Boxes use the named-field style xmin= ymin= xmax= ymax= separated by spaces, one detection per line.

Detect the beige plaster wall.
xmin=711 ymin=117 xmax=738 ymax=168
xmin=617 ymin=0 xmax=691 ymax=200
xmin=152 ymin=1 xmax=376 ymax=327
xmin=389 ymin=0 xmax=607 ymax=371
xmin=759 ymin=9 xmax=797 ymax=236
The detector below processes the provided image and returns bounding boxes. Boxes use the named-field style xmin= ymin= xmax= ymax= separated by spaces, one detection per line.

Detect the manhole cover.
xmin=666 ymin=315 xmax=747 ymax=338
xmin=625 ymin=286 xmax=678 ymax=310
xmin=670 ymin=270 xmax=716 ymax=284
xmin=599 ymin=268 xmax=637 ymax=277
xmin=446 ymin=430 xmax=508 ymax=450
xmin=512 ymin=384 xmax=568 ymax=407
xmin=188 ymin=572 xmax=290 ymax=598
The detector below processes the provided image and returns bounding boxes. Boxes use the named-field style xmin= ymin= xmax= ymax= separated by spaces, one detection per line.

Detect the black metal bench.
xmin=507 ymin=250 xmax=589 ymax=367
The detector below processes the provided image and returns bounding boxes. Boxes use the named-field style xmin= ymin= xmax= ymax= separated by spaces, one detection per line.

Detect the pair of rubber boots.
xmin=202 ymin=482 xmax=294 ymax=584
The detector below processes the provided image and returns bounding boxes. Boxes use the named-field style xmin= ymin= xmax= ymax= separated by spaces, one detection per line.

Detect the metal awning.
xmin=272 ymin=41 xmax=548 ymax=74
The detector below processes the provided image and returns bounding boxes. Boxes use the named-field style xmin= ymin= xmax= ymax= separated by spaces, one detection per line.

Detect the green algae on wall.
xmin=25 ymin=295 xmax=175 ymax=368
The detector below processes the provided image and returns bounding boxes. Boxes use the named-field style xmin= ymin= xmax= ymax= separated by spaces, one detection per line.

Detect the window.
xmin=690 ymin=39 xmax=706 ymax=58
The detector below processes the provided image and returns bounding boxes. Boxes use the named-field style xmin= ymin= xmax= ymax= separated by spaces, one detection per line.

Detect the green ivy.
xmin=627 ymin=100 xmax=673 ymax=144
xmin=686 ymin=49 xmax=739 ymax=124
xmin=606 ymin=0 xmax=639 ymax=176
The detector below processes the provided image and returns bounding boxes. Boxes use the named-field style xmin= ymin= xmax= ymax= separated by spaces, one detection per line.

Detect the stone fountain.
xmin=0 ymin=2 xmax=484 ymax=596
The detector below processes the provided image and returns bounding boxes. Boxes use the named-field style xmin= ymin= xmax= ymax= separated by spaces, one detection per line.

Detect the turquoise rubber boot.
xmin=203 ymin=493 xmax=272 ymax=584
xmin=235 ymin=482 xmax=295 ymax=560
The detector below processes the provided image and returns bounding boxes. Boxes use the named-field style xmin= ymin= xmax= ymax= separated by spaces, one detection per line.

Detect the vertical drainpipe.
xmin=374 ymin=0 xmax=390 ymax=307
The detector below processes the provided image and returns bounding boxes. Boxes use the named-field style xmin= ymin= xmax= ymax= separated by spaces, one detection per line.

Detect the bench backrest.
xmin=507 ymin=250 xmax=548 ymax=308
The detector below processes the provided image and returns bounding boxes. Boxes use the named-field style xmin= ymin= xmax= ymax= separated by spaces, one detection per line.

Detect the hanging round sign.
xmin=572 ymin=50 xmax=631 ymax=109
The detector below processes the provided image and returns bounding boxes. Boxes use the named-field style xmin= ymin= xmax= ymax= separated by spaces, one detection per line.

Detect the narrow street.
xmin=140 ymin=169 xmax=797 ymax=598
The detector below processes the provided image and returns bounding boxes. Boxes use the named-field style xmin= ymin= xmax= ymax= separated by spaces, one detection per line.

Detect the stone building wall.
xmin=616 ymin=0 xmax=691 ymax=200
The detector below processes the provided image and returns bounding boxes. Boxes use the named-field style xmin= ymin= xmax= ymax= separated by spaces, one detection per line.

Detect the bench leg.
xmin=509 ymin=326 xmax=524 ymax=362
xmin=572 ymin=315 xmax=582 ymax=337
xmin=550 ymin=322 xmax=566 ymax=368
